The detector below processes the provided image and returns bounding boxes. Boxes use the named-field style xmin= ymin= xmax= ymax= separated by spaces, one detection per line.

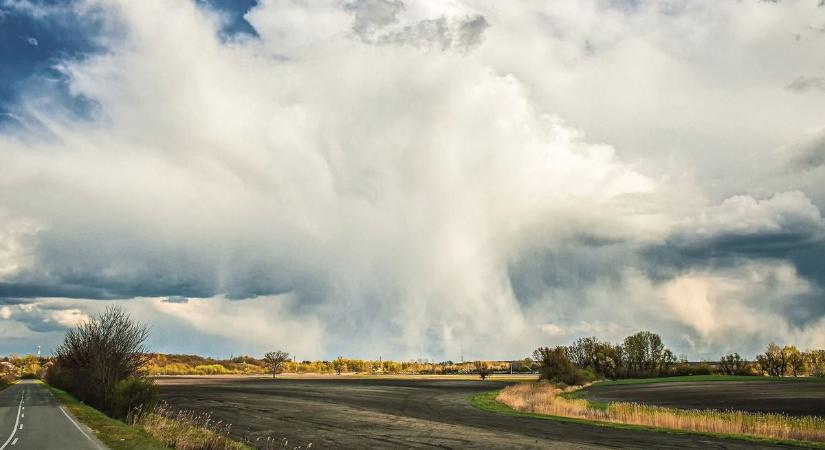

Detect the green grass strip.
xmin=43 ymin=382 xmax=171 ymax=450
xmin=469 ymin=390 xmax=825 ymax=449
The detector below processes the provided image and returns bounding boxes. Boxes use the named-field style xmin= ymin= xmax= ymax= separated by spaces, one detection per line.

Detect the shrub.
xmin=53 ymin=306 xmax=150 ymax=415
xmin=691 ymin=362 xmax=713 ymax=375
xmin=532 ymin=346 xmax=593 ymax=386
xmin=719 ymin=353 xmax=747 ymax=375
xmin=113 ymin=377 xmax=158 ymax=420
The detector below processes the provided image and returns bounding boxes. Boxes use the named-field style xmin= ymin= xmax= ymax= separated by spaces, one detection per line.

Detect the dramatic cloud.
xmin=0 ymin=0 xmax=824 ymax=360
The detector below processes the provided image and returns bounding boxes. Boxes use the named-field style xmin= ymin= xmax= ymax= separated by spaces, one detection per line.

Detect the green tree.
xmin=784 ymin=346 xmax=805 ymax=377
xmin=756 ymin=343 xmax=786 ymax=377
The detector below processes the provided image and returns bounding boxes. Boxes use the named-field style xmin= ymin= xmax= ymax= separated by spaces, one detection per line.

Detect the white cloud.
xmin=0 ymin=0 xmax=823 ymax=359
xmin=673 ymin=191 xmax=825 ymax=247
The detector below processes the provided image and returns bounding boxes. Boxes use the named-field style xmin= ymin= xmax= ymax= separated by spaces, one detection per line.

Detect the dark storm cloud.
xmin=0 ymin=297 xmax=32 ymax=306
xmin=641 ymin=191 xmax=825 ymax=282
xmin=509 ymin=244 xmax=631 ymax=305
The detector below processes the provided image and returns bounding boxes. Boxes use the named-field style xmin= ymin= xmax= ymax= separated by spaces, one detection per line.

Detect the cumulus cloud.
xmin=669 ymin=191 xmax=825 ymax=256
xmin=0 ymin=0 xmax=824 ymax=359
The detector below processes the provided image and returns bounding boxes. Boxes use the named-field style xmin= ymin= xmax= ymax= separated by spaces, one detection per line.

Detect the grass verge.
xmin=44 ymin=383 xmax=170 ymax=450
xmin=45 ymin=383 xmax=255 ymax=450
xmin=470 ymin=386 xmax=825 ymax=449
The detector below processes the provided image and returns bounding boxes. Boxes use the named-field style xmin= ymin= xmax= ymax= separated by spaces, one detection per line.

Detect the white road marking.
xmin=59 ymin=407 xmax=106 ymax=450
xmin=0 ymin=392 xmax=23 ymax=450
xmin=9 ymin=439 xmax=15 ymax=446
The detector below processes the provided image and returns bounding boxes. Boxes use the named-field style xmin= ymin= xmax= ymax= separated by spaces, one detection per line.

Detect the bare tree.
xmin=263 ymin=350 xmax=290 ymax=378
xmin=718 ymin=353 xmax=747 ymax=375
xmin=53 ymin=306 xmax=150 ymax=414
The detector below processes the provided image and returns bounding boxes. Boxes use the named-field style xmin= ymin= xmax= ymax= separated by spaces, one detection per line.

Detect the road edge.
xmin=468 ymin=389 xmax=825 ymax=449
xmin=42 ymin=382 xmax=169 ymax=450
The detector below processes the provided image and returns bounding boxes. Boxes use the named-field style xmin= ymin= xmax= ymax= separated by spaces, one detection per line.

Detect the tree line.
xmin=534 ymin=331 xmax=825 ymax=385
xmin=146 ymin=354 xmax=521 ymax=376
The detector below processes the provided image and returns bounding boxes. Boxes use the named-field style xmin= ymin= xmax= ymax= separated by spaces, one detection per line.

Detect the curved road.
xmin=0 ymin=380 xmax=107 ymax=450
xmin=158 ymin=377 xmax=801 ymax=449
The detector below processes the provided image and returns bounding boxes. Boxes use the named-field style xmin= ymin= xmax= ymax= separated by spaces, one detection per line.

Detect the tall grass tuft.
xmin=129 ymin=402 xmax=246 ymax=450
xmin=497 ymin=382 xmax=825 ymax=443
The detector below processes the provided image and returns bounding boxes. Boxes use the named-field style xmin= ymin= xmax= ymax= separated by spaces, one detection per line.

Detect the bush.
xmin=53 ymin=306 xmax=150 ymax=415
xmin=533 ymin=346 xmax=596 ymax=386
xmin=691 ymin=363 xmax=713 ymax=376
xmin=113 ymin=377 xmax=158 ymax=420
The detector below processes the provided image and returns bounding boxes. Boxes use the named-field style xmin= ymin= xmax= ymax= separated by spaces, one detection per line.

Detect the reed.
xmin=497 ymin=382 xmax=825 ymax=443
xmin=129 ymin=402 xmax=246 ymax=450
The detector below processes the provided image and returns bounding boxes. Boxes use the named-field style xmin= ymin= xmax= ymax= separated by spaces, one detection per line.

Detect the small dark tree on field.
xmin=262 ymin=350 xmax=290 ymax=378
xmin=474 ymin=361 xmax=491 ymax=380
xmin=718 ymin=353 xmax=746 ymax=375
xmin=333 ymin=357 xmax=347 ymax=375
xmin=52 ymin=306 xmax=150 ymax=415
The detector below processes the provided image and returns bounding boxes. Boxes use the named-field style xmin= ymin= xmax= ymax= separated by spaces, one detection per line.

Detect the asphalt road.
xmin=0 ymin=380 xmax=107 ymax=450
xmin=580 ymin=381 xmax=825 ymax=416
xmin=157 ymin=377 xmax=801 ymax=449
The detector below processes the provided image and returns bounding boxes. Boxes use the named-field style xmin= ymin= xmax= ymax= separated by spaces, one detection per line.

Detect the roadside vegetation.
xmin=129 ymin=402 xmax=249 ymax=450
xmin=495 ymin=382 xmax=825 ymax=445
xmin=41 ymin=306 xmax=253 ymax=450
xmin=46 ymin=383 xmax=169 ymax=450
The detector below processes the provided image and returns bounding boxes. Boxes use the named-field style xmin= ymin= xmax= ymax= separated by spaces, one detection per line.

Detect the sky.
xmin=0 ymin=0 xmax=824 ymax=361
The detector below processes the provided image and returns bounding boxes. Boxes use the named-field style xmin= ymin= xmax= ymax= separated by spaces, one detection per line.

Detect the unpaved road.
xmin=580 ymin=380 xmax=825 ymax=417
xmin=157 ymin=377 xmax=799 ymax=449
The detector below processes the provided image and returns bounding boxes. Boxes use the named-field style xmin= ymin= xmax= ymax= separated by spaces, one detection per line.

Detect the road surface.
xmin=158 ymin=377 xmax=801 ymax=449
xmin=0 ymin=380 xmax=107 ymax=450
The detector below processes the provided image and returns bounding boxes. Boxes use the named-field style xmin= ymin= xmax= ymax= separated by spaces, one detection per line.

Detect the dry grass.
xmin=497 ymin=382 xmax=825 ymax=443
xmin=129 ymin=403 xmax=247 ymax=450
xmin=130 ymin=402 xmax=312 ymax=450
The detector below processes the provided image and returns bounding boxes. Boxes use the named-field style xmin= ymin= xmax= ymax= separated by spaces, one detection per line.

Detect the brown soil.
xmin=156 ymin=377 xmax=799 ymax=449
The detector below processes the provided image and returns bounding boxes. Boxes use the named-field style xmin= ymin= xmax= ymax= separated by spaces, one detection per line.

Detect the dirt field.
xmin=580 ymin=381 xmax=825 ymax=416
xmin=156 ymin=377 xmax=799 ymax=449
